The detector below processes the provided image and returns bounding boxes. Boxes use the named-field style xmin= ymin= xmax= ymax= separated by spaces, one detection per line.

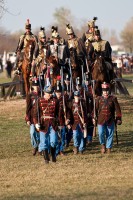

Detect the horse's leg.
xmin=23 ymin=72 xmax=30 ymax=95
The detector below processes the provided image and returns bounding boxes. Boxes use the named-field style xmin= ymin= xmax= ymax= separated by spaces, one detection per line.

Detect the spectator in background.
xmin=0 ymin=56 xmax=3 ymax=72
xmin=115 ymin=57 xmax=123 ymax=77
xmin=5 ymin=59 xmax=13 ymax=78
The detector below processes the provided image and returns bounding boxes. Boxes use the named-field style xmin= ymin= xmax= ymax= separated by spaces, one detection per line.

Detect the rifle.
xmin=79 ymin=100 xmax=87 ymax=138
xmin=68 ymin=58 xmax=74 ymax=92
xmin=92 ymin=80 xmax=97 ymax=137
xmin=85 ymin=56 xmax=90 ymax=73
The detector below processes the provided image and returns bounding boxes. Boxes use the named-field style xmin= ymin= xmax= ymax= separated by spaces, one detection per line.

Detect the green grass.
xmin=0 ymin=94 xmax=133 ymax=200
xmin=0 ymin=70 xmax=13 ymax=84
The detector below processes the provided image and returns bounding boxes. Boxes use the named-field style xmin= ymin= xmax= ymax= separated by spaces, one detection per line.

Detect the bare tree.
xmin=0 ymin=0 xmax=5 ymax=19
xmin=121 ymin=17 xmax=133 ymax=53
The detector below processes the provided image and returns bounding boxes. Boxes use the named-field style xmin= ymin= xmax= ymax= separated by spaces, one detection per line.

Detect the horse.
xmin=69 ymin=48 xmax=83 ymax=88
xmin=91 ymin=55 xmax=110 ymax=95
xmin=21 ymin=39 xmax=35 ymax=95
xmin=45 ymin=56 xmax=60 ymax=87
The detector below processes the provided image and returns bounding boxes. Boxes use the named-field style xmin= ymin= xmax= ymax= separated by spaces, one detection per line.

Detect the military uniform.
xmin=25 ymin=78 xmax=40 ymax=155
xmin=14 ymin=19 xmax=38 ymax=74
xmin=32 ymin=27 xmax=48 ymax=76
xmin=66 ymin=24 xmax=87 ymax=73
xmin=33 ymin=86 xmax=59 ymax=163
xmin=70 ymin=91 xmax=87 ymax=154
xmin=93 ymin=82 xmax=122 ymax=153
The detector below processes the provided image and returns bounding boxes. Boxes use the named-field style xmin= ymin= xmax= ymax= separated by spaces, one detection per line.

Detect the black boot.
xmin=51 ymin=147 xmax=56 ymax=162
xmin=43 ymin=149 xmax=50 ymax=164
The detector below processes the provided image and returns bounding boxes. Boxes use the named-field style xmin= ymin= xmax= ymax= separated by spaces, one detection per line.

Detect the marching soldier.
xmin=31 ymin=27 xmax=48 ymax=77
xmin=70 ymin=90 xmax=87 ymax=154
xmin=33 ymin=85 xmax=59 ymax=163
xmin=25 ymin=77 xmax=40 ymax=156
xmin=14 ymin=19 xmax=38 ymax=75
xmin=92 ymin=82 xmax=122 ymax=153
xmin=54 ymin=80 xmax=72 ymax=155
xmin=66 ymin=24 xmax=87 ymax=72
xmin=84 ymin=72 xmax=94 ymax=145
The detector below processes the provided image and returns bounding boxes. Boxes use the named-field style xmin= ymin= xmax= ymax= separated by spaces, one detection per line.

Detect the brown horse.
xmin=46 ymin=56 xmax=60 ymax=87
xmin=21 ymin=39 xmax=35 ymax=95
xmin=91 ymin=55 xmax=110 ymax=95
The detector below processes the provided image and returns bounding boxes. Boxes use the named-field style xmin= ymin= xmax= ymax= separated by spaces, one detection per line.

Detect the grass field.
xmin=0 ymin=71 xmax=133 ymax=200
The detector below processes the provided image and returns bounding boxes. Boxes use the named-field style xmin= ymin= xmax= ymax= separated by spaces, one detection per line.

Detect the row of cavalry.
xmin=20 ymin=38 xmax=113 ymax=97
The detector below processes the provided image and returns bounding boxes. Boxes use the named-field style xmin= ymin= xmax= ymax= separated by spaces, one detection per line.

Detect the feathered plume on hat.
xmin=38 ymin=26 xmax=46 ymax=38
xmin=51 ymin=26 xmax=60 ymax=38
xmin=88 ymin=17 xmax=98 ymax=28
xmin=25 ymin=19 xmax=31 ymax=29
xmin=51 ymin=26 xmax=58 ymax=33
xmin=66 ymin=24 xmax=74 ymax=35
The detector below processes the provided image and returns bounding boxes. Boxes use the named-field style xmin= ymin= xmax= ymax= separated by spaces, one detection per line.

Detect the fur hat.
xmin=88 ymin=17 xmax=98 ymax=28
xmin=38 ymin=27 xmax=46 ymax=38
xmin=51 ymin=26 xmax=60 ymax=38
xmin=25 ymin=19 xmax=31 ymax=29
xmin=66 ymin=24 xmax=74 ymax=35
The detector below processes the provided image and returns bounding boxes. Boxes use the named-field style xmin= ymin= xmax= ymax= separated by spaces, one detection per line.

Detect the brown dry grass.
xmin=0 ymin=86 xmax=133 ymax=199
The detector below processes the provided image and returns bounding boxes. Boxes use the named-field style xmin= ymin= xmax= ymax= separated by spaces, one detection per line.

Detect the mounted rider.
xmin=90 ymin=28 xmax=114 ymax=81
xmin=14 ymin=19 xmax=38 ymax=75
xmin=82 ymin=17 xmax=98 ymax=51
xmin=31 ymin=27 xmax=49 ymax=77
xmin=66 ymin=24 xmax=87 ymax=73
xmin=47 ymin=27 xmax=70 ymax=80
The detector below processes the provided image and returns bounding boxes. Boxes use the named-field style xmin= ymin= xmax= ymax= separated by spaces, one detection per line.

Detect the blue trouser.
xmin=30 ymin=124 xmax=40 ymax=148
xmin=73 ymin=124 xmax=85 ymax=152
xmin=98 ymin=122 xmax=115 ymax=148
xmin=87 ymin=126 xmax=93 ymax=142
xmin=39 ymin=125 xmax=58 ymax=153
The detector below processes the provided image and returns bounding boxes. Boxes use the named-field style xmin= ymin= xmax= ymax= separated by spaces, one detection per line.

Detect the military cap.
xmin=66 ymin=24 xmax=74 ymax=35
xmin=44 ymin=85 xmax=53 ymax=94
xmin=38 ymin=27 xmax=46 ymax=38
xmin=25 ymin=19 xmax=31 ymax=29
xmin=101 ymin=82 xmax=110 ymax=91
xmin=88 ymin=17 xmax=98 ymax=28
xmin=74 ymin=90 xmax=80 ymax=96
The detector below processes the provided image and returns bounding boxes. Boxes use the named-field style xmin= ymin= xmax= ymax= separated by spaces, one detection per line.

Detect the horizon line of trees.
xmin=0 ymin=3 xmax=133 ymax=54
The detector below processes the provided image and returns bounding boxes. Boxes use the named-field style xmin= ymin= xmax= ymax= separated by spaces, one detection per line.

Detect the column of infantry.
xmin=16 ymin=18 xmax=122 ymax=164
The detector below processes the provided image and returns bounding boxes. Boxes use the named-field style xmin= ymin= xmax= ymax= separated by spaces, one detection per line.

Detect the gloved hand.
xmin=35 ymin=124 xmax=40 ymax=131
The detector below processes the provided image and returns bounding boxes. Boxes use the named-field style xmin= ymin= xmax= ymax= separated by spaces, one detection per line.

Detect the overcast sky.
xmin=0 ymin=0 xmax=133 ymax=37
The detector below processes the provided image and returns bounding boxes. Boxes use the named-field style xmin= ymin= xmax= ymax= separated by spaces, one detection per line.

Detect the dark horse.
xmin=21 ymin=39 xmax=35 ymax=95
xmin=69 ymin=48 xmax=83 ymax=88
xmin=91 ymin=55 xmax=110 ymax=95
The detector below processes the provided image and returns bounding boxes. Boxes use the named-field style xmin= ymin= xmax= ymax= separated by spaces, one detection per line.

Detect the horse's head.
xmin=24 ymin=39 xmax=35 ymax=62
xmin=94 ymin=55 xmax=105 ymax=73
xmin=69 ymin=47 xmax=79 ymax=69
